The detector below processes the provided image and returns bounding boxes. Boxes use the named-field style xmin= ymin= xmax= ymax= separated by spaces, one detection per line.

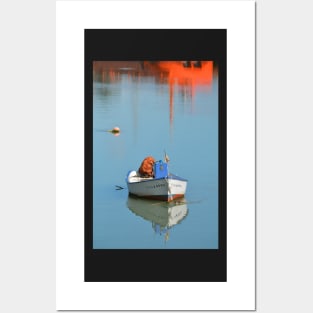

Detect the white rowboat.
xmin=125 ymin=160 xmax=188 ymax=202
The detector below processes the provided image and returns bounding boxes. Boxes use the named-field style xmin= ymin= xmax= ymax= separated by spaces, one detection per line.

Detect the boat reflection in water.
xmin=126 ymin=196 xmax=188 ymax=243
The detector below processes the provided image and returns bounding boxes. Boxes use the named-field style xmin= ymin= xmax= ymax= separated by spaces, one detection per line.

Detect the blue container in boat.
xmin=154 ymin=160 xmax=168 ymax=179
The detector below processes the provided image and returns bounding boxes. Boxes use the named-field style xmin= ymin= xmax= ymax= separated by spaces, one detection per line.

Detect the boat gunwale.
xmin=128 ymin=192 xmax=185 ymax=202
xmin=126 ymin=173 xmax=188 ymax=185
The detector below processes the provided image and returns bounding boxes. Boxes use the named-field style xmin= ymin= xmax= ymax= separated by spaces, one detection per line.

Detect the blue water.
xmin=93 ymin=62 xmax=218 ymax=249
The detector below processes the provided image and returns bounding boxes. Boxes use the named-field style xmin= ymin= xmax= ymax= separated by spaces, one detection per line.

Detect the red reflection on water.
xmin=152 ymin=61 xmax=213 ymax=85
xmin=169 ymin=81 xmax=174 ymax=126
xmin=145 ymin=61 xmax=214 ymax=127
xmin=93 ymin=61 xmax=215 ymax=128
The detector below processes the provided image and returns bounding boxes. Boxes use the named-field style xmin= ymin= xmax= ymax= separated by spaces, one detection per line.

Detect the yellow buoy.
xmin=105 ymin=127 xmax=120 ymax=136
xmin=111 ymin=127 xmax=120 ymax=133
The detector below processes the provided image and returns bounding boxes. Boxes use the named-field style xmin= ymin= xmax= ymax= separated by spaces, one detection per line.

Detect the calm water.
xmin=93 ymin=61 xmax=218 ymax=249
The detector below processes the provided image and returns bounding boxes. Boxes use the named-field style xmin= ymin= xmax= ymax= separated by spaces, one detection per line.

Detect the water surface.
xmin=93 ymin=61 xmax=218 ymax=249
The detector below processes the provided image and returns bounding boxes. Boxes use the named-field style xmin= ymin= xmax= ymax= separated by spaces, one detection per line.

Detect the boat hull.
xmin=126 ymin=171 xmax=187 ymax=202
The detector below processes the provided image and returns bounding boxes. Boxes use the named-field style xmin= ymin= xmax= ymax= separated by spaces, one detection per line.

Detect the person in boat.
xmin=138 ymin=156 xmax=155 ymax=178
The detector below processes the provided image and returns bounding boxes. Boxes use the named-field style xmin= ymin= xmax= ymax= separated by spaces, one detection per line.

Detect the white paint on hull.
xmin=126 ymin=171 xmax=187 ymax=200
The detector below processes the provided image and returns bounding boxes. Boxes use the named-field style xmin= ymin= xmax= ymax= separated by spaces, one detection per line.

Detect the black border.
xmin=85 ymin=29 xmax=226 ymax=282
